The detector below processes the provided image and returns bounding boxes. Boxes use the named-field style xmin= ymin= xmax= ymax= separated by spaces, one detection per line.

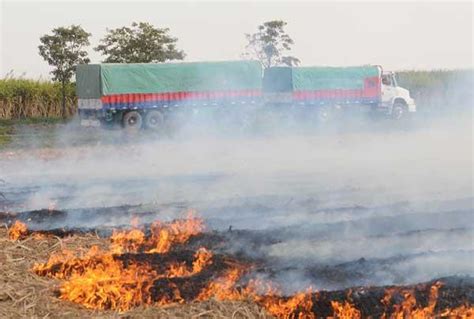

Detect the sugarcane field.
xmin=0 ymin=1 xmax=473 ymax=318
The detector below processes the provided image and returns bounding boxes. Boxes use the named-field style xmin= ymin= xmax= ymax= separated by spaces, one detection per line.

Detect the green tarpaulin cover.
xmin=76 ymin=61 xmax=263 ymax=97
xmin=292 ymin=66 xmax=380 ymax=90
xmin=263 ymin=67 xmax=293 ymax=92
xmin=76 ymin=64 xmax=101 ymax=98
xmin=263 ymin=65 xmax=380 ymax=92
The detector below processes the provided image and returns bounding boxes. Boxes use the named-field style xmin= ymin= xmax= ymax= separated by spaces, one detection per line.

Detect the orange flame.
xmin=440 ymin=304 xmax=474 ymax=317
xmin=59 ymin=254 xmax=157 ymax=311
xmin=147 ymin=217 xmax=204 ymax=253
xmin=259 ymin=290 xmax=315 ymax=319
xmin=380 ymin=281 xmax=474 ymax=319
xmin=166 ymin=248 xmax=213 ymax=278
xmin=197 ymin=268 xmax=247 ymax=301
xmin=331 ymin=301 xmax=361 ymax=319
xmin=33 ymin=216 xmax=209 ymax=312
xmin=109 ymin=216 xmax=204 ymax=254
xmin=8 ymin=220 xmax=28 ymax=240
xmin=31 ymin=216 xmax=474 ymax=318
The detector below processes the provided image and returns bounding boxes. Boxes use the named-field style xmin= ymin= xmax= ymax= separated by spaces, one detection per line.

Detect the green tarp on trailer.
xmin=292 ymin=66 xmax=380 ymax=90
xmin=263 ymin=66 xmax=380 ymax=92
xmin=76 ymin=64 xmax=101 ymax=99
xmin=263 ymin=67 xmax=293 ymax=92
xmin=100 ymin=61 xmax=262 ymax=95
xmin=76 ymin=61 xmax=263 ymax=98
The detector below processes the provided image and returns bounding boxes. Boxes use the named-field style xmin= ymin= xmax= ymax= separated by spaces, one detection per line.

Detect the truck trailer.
xmin=76 ymin=60 xmax=263 ymax=130
xmin=76 ymin=61 xmax=415 ymax=130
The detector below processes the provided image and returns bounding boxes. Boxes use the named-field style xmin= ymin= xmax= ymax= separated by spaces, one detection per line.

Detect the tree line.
xmin=38 ymin=21 xmax=299 ymax=117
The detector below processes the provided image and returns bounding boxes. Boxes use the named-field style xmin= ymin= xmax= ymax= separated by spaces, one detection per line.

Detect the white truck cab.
xmin=381 ymin=71 xmax=416 ymax=119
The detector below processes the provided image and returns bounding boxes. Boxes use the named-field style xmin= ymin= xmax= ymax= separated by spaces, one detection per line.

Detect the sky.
xmin=0 ymin=0 xmax=472 ymax=79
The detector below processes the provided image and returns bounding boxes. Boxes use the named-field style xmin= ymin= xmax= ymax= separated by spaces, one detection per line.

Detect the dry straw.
xmin=0 ymin=227 xmax=271 ymax=318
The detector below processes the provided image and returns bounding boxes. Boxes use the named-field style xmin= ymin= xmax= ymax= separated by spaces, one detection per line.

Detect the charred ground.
xmin=0 ymin=116 xmax=472 ymax=317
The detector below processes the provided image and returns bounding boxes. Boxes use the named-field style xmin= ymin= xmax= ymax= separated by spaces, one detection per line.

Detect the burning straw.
xmin=7 ymin=216 xmax=474 ymax=318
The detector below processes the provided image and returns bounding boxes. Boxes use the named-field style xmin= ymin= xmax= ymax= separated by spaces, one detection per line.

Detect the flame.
xmin=166 ymin=248 xmax=213 ymax=278
xmin=59 ymin=254 xmax=157 ymax=311
xmin=109 ymin=216 xmax=204 ymax=254
xmin=380 ymin=281 xmax=474 ymax=319
xmin=331 ymin=301 xmax=361 ymax=319
xmin=259 ymin=290 xmax=315 ymax=319
xmin=8 ymin=220 xmax=28 ymax=240
xmin=110 ymin=228 xmax=146 ymax=254
xmin=30 ymin=216 xmax=474 ymax=318
xmin=190 ymin=247 xmax=213 ymax=273
xmin=440 ymin=304 xmax=474 ymax=317
xmin=33 ymin=217 xmax=210 ymax=312
xmin=197 ymin=268 xmax=247 ymax=301
xmin=197 ymin=270 xmax=315 ymax=319
xmin=33 ymin=246 xmax=103 ymax=279
xmin=147 ymin=216 xmax=204 ymax=253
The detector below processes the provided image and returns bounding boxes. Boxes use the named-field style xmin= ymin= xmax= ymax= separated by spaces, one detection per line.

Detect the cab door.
xmin=381 ymin=73 xmax=397 ymax=108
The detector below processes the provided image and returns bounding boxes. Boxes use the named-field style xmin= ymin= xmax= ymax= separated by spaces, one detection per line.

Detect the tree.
xmin=244 ymin=20 xmax=300 ymax=69
xmin=39 ymin=25 xmax=91 ymax=118
xmin=95 ymin=22 xmax=185 ymax=63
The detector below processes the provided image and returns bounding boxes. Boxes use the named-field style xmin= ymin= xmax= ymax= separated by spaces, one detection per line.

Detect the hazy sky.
xmin=1 ymin=1 xmax=472 ymax=78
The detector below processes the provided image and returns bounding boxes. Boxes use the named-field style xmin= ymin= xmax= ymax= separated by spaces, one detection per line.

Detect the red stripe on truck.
xmin=102 ymin=89 xmax=262 ymax=105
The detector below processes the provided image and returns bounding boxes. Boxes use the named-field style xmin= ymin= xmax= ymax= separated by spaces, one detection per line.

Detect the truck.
xmin=76 ymin=60 xmax=263 ymax=131
xmin=76 ymin=61 xmax=415 ymax=130
xmin=262 ymin=65 xmax=416 ymax=122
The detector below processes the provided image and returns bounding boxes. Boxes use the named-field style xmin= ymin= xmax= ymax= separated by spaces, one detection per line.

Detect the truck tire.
xmin=144 ymin=110 xmax=164 ymax=131
xmin=391 ymin=102 xmax=406 ymax=120
xmin=122 ymin=111 xmax=143 ymax=131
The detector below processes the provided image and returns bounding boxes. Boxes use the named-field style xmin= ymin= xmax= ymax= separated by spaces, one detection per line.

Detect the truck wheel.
xmin=122 ymin=111 xmax=143 ymax=131
xmin=392 ymin=102 xmax=406 ymax=120
xmin=145 ymin=110 xmax=164 ymax=131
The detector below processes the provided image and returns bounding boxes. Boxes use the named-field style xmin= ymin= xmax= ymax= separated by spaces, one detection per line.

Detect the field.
xmin=0 ymin=226 xmax=267 ymax=318
xmin=0 ymin=77 xmax=75 ymax=120
xmin=0 ymin=111 xmax=472 ymax=317
xmin=397 ymin=69 xmax=473 ymax=113
xmin=0 ymin=68 xmax=472 ymax=318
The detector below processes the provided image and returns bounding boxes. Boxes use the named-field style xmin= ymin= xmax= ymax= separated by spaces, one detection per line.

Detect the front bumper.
xmin=407 ymin=100 xmax=417 ymax=113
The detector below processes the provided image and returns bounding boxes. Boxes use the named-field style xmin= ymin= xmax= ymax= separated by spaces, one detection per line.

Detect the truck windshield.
xmin=391 ymin=74 xmax=398 ymax=87
xmin=381 ymin=74 xmax=391 ymax=86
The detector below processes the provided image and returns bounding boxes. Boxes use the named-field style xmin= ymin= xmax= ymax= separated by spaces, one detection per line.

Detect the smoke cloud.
xmin=0 ymin=92 xmax=472 ymax=293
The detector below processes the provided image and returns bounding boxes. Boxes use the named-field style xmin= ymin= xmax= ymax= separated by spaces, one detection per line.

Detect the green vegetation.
xmin=95 ymin=22 xmax=185 ymax=63
xmin=397 ymin=69 xmax=473 ymax=113
xmin=244 ymin=20 xmax=300 ymax=68
xmin=0 ymin=77 xmax=75 ymax=120
xmin=38 ymin=25 xmax=91 ymax=118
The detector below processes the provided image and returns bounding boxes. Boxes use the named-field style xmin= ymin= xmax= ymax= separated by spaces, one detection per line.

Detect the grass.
xmin=0 ymin=118 xmax=68 ymax=148
xmin=0 ymin=77 xmax=75 ymax=119
xmin=397 ymin=69 xmax=473 ymax=113
xmin=0 ymin=118 xmax=67 ymax=126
